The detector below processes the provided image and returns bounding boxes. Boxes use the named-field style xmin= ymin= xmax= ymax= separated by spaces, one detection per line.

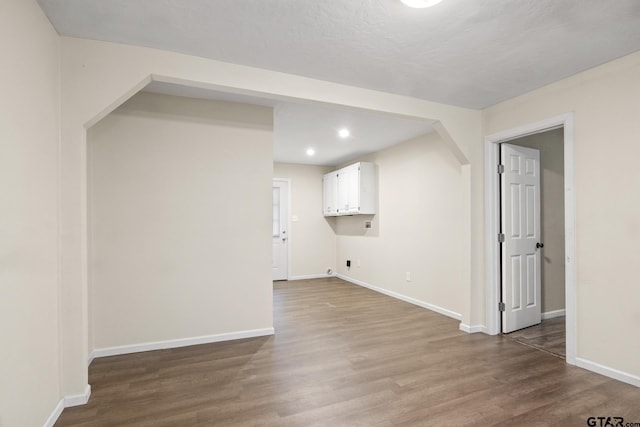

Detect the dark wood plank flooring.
xmin=506 ymin=316 xmax=566 ymax=358
xmin=56 ymin=278 xmax=640 ymax=426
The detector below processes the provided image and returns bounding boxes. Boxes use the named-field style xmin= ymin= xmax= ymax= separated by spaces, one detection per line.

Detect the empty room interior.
xmin=2 ymin=0 xmax=640 ymax=426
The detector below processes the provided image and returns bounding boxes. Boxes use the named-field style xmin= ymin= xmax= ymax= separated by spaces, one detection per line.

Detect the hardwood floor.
xmin=56 ymin=278 xmax=640 ymax=426
xmin=506 ymin=316 xmax=566 ymax=358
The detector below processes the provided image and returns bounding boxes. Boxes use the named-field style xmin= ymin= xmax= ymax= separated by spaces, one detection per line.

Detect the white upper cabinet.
xmin=323 ymin=162 xmax=376 ymax=216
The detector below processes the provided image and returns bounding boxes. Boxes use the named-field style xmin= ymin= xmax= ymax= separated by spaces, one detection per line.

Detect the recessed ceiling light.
xmin=338 ymin=129 xmax=350 ymax=138
xmin=306 ymin=148 xmax=315 ymax=156
xmin=400 ymin=0 xmax=443 ymax=8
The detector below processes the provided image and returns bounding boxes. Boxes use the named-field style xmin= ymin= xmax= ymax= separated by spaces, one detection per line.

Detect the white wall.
xmin=510 ymin=128 xmax=565 ymax=314
xmin=88 ymin=92 xmax=274 ymax=350
xmin=2 ymin=8 xmax=634 ymax=410
xmin=59 ymin=36 xmax=480 ymax=394
xmin=484 ymin=51 xmax=640 ymax=379
xmin=273 ymin=163 xmax=336 ymax=278
xmin=336 ymin=133 xmax=467 ymax=318
xmin=0 ymin=0 xmax=62 ymax=425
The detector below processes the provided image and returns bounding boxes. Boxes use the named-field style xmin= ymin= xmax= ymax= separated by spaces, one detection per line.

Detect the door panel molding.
xmin=483 ymin=113 xmax=576 ymax=365
xmin=501 ymin=143 xmax=541 ymax=333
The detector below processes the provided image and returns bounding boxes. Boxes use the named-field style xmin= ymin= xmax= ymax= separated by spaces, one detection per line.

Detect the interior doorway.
xmin=484 ymin=113 xmax=576 ymax=365
xmin=499 ymin=129 xmax=566 ymax=357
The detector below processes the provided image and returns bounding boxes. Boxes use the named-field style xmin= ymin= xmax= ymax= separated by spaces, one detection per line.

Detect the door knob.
xmin=536 ymin=242 xmax=544 ymax=249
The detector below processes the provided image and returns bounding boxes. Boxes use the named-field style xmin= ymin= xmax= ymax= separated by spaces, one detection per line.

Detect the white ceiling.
xmin=37 ymin=0 xmax=640 ymax=109
xmin=272 ymin=102 xmax=432 ymax=167
xmin=144 ymin=81 xmax=434 ymax=166
xmin=37 ymin=0 xmax=640 ymax=164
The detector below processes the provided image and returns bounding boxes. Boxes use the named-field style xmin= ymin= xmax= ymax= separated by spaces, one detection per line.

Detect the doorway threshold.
xmin=504 ymin=316 xmax=566 ymax=359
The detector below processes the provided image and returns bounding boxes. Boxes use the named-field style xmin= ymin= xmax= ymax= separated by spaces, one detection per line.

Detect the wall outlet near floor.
xmin=357 ymin=259 xmax=361 ymax=268
xmin=406 ymin=272 xmax=411 ymax=282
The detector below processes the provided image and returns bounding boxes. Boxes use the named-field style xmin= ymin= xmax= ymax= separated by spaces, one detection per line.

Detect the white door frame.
xmin=484 ymin=113 xmax=576 ymax=365
xmin=273 ymin=178 xmax=291 ymax=280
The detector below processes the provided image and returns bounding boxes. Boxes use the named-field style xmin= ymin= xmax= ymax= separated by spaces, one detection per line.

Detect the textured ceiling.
xmin=38 ymin=0 xmax=640 ymax=109
xmin=144 ymin=81 xmax=433 ymax=166
xmin=38 ymin=0 xmax=640 ymax=165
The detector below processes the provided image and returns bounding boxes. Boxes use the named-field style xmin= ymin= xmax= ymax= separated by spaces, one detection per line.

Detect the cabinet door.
xmin=337 ymin=167 xmax=351 ymax=214
xmin=337 ymin=164 xmax=360 ymax=214
xmin=323 ymin=172 xmax=338 ymax=216
xmin=346 ymin=165 xmax=360 ymax=213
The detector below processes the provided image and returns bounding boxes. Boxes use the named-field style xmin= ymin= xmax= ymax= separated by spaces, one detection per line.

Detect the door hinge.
xmin=498 ymin=164 xmax=505 ymax=174
xmin=498 ymin=233 xmax=505 ymax=243
xmin=499 ymin=302 xmax=505 ymax=312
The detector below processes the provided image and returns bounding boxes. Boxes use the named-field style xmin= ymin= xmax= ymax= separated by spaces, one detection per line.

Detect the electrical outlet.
xmin=357 ymin=259 xmax=361 ymax=267
xmin=406 ymin=272 xmax=411 ymax=282
xmin=346 ymin=260 xmax=351 ymax=268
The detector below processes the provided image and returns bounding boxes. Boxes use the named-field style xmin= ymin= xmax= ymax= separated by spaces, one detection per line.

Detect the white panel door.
xmin=272 ymin=180 xmax=289 ymax=281
xmin=501 ymin=143 xmax=542 ymax=333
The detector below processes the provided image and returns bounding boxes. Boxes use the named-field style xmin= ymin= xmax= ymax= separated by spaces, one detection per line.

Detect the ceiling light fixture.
xmin=306 ymin=148 xmax=316 ymax=156
xmin=338 ymin=128 xmax=350 ymax=138
xmin=400 ymin=0 xmax=443 ymax=8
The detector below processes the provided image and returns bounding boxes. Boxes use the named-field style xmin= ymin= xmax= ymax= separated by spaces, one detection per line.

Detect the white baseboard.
xmin=336 ymin=273 xmax=462 ymax=321
xmin=542 ymin=309 xmax=566 ymax=320
xmin=44 ymin=384 xmax=92 ymax=427
xmin=460 ymin=311 xmax=563 ymax=334
xmin=459 ymin=323 xmax=488 ymax=334
xmin=575 ymin=357 xmax=640 ymax=388
xmin=288 ymin=273 xmax=332 ymax=281
xmin=89 ymin=328 xmax=274 ymax=361
xmin=64 ymin=384 xmax=91 ymax=407
xmin=44 ymin=399 xmax=65 ymax=427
